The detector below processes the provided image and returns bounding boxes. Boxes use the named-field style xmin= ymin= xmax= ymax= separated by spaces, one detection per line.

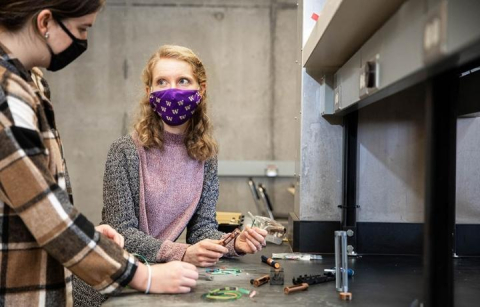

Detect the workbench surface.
xmin=103 ymin=244 xmax=479 ymax=306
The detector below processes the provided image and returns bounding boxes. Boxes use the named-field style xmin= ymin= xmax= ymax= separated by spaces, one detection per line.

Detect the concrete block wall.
xmin=456 ymin=117 xmax=480 ymax=224
xmin=357 ymin=84 xmax=426 ymax=223
xmin=45 ymin=0 xmax=298 ymax=224
xmin=296 ymin=71 xmax=343 ymax=221
xmin=355 ymin=83 xmax=480 ymax=225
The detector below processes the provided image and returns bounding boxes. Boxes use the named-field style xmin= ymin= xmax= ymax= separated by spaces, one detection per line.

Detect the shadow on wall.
xmin=357 ymin=83 xmax=427 ymax=223
xmin=456 ymin=117 xmax=480 ymax=224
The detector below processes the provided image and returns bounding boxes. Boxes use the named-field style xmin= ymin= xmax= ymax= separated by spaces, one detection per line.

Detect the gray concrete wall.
xmin=456 ymin=117 xmax=480 ymax=224
xmin=294 ymin=0 xmax=345 ymax=222
xmin=45 ymin=0 xmax=298 ymax=224
xmin=45 ymin=6 xmax=129 ymax=224
xmin=357 ymin=84 xmax=426 ymax=223
xmin=355 ymin=83 xmax=480 ymax=225
xmin=297 ymin=72 xmax=343 ymax=221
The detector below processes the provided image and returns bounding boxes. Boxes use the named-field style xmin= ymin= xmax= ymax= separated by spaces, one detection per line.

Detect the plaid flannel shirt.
xmin=0 ymin=43 xmax=137 ymax=307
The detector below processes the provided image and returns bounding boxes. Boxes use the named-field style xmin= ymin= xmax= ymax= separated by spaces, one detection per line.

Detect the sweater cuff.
xmin=156 ymin=240 xmax=190 ymax=262
xmin=222 ymin=233 xmax=244 ymax=257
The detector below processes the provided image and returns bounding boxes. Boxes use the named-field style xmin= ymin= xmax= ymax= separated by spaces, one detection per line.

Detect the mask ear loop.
xmin=53 ymin=15 xmax=84 ymax=44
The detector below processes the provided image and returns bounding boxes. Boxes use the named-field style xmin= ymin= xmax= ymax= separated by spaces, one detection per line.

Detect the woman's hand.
xmin=234 ymin=227 xmax=268 ymax=254
xmin=95 ymin=224 xmax=124 ymax=248
xmin=183 ymin=239 xmax=228 ymax=267
xmin=130 ymin=261 xmax=198 ymax=293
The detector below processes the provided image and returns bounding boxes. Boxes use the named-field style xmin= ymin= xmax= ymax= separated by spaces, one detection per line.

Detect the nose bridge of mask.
xmin=150 ymin=84 xmax=200 ymax=93
xmin=149 ymin=88 xmax=201 ymax=106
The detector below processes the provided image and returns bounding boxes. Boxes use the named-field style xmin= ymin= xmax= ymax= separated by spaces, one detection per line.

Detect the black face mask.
xmin=46 ymin=17 xmax=88 ymax=71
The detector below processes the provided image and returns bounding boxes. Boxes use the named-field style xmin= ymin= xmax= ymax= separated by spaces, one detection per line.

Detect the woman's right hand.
xmin=129 ymin=261 xmax=198 ymax=293
xmin=182 ymin=239 xmax=229 ymax=267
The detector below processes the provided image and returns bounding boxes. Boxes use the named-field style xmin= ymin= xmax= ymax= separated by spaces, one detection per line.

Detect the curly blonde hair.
xmin=133 ymin=45 xmax=218 ymax=161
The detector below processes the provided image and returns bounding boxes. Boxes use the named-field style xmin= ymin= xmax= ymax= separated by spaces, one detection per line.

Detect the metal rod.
xmin=284 ymin=283 xmax=308 ymax=295
xmin=341 ymin=232 xmax=348 ymax=293
xmin=247 ymin=178 xmax=264 ymax=215
xmin=257 ymin=184 xmax=274 ymax=220
xmin=335 ymin=231 xmax=348 ymax=292
xmin=335 ymin=232 xmax=340 ymax=291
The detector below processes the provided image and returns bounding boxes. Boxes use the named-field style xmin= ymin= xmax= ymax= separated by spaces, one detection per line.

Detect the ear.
xmin=145 ymin=86 xmax=150 ymax=95
xmin=36 ymin=9 xmax=54 ymax=38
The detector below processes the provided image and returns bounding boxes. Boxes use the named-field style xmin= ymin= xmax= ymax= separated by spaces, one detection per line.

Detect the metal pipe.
xmin=284 ymin=283 xmax=308 ymax=295
xmin=335 ymin=231 xmax=348 ymax=292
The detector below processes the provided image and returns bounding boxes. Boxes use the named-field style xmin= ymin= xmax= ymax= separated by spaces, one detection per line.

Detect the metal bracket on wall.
xmin=344 ymin=227 xmax=357 ymax=256
xmin=423 ymin=0 xmax=447 ymax=64
xmin=334 ymin=86 xmax=341 ymax=112
xmin=359 ymin=54 xmax=380 ymax=99
xmin=320 ymin=74 xmax=335 ymax=115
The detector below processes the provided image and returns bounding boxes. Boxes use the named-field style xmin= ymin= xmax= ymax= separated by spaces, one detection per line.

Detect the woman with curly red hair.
xmin=101 ymin=45 xmax=268 ymax=267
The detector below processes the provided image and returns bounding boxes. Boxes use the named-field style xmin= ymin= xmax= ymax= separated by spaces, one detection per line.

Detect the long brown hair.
xmin=134 ymin=45 xmax=218 ymax=162
xmin=0 ymin=0 xmax=105 ymax=32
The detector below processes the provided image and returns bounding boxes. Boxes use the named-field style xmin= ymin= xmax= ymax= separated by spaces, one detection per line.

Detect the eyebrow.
xmin=82 ymin=23 xmax=93 ymax=28
xmin=154 ymin=75 xmax=194 ymax=81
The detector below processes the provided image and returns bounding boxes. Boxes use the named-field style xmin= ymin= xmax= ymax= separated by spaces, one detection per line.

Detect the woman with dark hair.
xmin=0 ymin=1 xmax=198 ymax=306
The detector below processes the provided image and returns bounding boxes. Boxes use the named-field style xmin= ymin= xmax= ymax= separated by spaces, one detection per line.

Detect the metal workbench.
xmin=103 ymin=243 xmax=479 ymax=306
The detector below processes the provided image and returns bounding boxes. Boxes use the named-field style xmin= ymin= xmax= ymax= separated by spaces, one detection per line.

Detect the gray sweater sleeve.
xmin=186 ymin=156 xmax=225 ymax=243
xmin=101 ymin=136 xmax=163 ymax=262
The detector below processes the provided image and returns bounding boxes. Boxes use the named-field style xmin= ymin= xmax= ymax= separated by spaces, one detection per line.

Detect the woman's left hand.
xmin=95 ymin=224 xmax=125 ymax=249
xmin=234 ymin=227 xmax=268 ymax=254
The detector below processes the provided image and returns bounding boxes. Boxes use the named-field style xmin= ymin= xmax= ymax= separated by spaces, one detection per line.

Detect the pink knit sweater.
xmin=133 ymin=131 xmax=235 ymax=261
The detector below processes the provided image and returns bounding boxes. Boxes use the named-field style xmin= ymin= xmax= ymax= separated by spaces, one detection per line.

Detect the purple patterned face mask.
xmin=149 ymin=88 xmax=202 ymax=126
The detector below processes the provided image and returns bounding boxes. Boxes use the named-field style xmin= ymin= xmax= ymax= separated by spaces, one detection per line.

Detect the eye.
xmin=156 ymin=79 xmax=167 ymax=86
xmin=179 ymin=78 xmax=190 ymax=85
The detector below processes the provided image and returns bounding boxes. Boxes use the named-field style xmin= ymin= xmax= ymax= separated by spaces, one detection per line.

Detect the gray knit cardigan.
xmin=73 ymin=135 xmax=224 ymax=306
xmin=101 ymin=135 xmax=224 ymax=261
